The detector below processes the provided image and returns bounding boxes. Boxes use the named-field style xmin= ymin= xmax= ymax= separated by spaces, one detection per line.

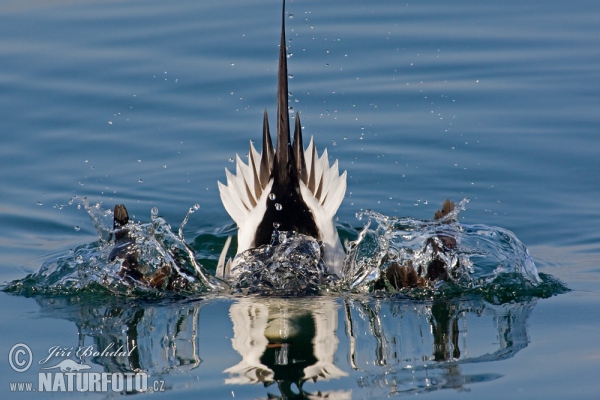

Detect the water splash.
xmin=5 ymin=198 xmax=566 ymax=300
xmin=226 ymin=231 xmax=336 ymax=296
xmin=343 ymin=199 xmax=543 ymax=295
xmin=5 ymin=201 xmax=226 ymax=296
xmin=179 ymin=203 xmax=199 ymax=240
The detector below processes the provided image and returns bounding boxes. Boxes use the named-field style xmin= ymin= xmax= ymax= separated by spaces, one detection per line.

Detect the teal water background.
xmin=1 ymin=0 xmax=599 ymax=398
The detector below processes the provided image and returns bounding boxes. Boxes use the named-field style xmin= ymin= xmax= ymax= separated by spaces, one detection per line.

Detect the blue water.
xmin=1 ymin=0 xmax=599 ymax=398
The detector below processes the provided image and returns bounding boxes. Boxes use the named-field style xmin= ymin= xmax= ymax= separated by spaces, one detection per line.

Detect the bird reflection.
xmin=430 ymin=301 xmax=461 ymax=361
xmin=31 ymin=293 xmax=536 ymax=398
xmin=225 ymin=297 xmax=350 ymax=399
xmin=343 ymin=297 xmax=535 ymax=396
xmin=34 ymin=296 xmax=202 ymax=378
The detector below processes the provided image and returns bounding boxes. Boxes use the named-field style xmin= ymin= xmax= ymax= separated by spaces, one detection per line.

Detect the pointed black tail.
xmin=273 ymin=0 xmax=295 ymax=186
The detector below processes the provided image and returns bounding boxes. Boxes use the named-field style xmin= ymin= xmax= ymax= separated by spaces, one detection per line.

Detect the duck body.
xmin=218 ymin=1 xmax=347 ymax=277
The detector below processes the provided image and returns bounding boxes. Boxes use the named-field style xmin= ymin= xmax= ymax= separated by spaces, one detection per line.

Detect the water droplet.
xmin=273 ymin=222 xmax=280 ymax=229
xmin=275 ymin=203 xmax=283 ymax=211
xmin=288 ymin=74 xmax=294 ymax=79
xmin=269 ymin=193 xmax=276 ymax=201
xmin=36 ymin=201 xmax=43 ymax=206
xmin=228 ymin=157 xmax=234 ymax=162
xmin=108 ymin=121 xmax=113 ymax=125
xmin=193 ymin=203 xmax=200 ymax=211
xmin=74 ymin=226 xmax=80 ymax=231
xmin=138 ymin=179 xmax=143 ymax=183
xmin=151 ymin=207 xmax=159 ymax=217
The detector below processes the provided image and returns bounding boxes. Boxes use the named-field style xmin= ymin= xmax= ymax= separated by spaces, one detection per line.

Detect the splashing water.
xmin=5 ymin=201 xmax=225 ymax=296
xmin=343 ymin=199 xmax=542 ymax=295
xmin=226 ymin=230 xmax=336 ymax=295
xmin=179 ymin=203 xmax=200 ymax=240
xmin=5 ymin=198 xmax=564 ymax=300
xmin=213 ymin=199 xmax=554 ymax=298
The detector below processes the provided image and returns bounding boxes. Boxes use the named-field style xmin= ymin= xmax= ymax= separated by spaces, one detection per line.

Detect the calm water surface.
xmin=1 ymin=0 xmax=599 ymax=398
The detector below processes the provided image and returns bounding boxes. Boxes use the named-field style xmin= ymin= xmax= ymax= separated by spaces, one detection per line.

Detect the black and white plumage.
xmin=217 ymin=2 xmax=347 ymax=277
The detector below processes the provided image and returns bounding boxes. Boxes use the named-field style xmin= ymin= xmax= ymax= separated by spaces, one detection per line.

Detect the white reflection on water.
xmin=225 ymin=297 xmax=347 ymax=387
xmin=27 ymin=293 xmax=536 ymax=397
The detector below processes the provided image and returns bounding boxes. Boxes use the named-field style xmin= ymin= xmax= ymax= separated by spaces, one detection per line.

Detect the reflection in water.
xmin=343 ymin=297 xmax=532 ymax=396
xmin=35 ymin=296 xmax=202 ymax=381
xmin=30 ymin=294 xmax=536 ymax=397
xmin=225 ymin=297 xmax=350 ymax=399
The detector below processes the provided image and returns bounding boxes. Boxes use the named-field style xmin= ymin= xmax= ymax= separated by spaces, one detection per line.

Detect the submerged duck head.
xmin=218 ymin=1 xmax=347 ymax=276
